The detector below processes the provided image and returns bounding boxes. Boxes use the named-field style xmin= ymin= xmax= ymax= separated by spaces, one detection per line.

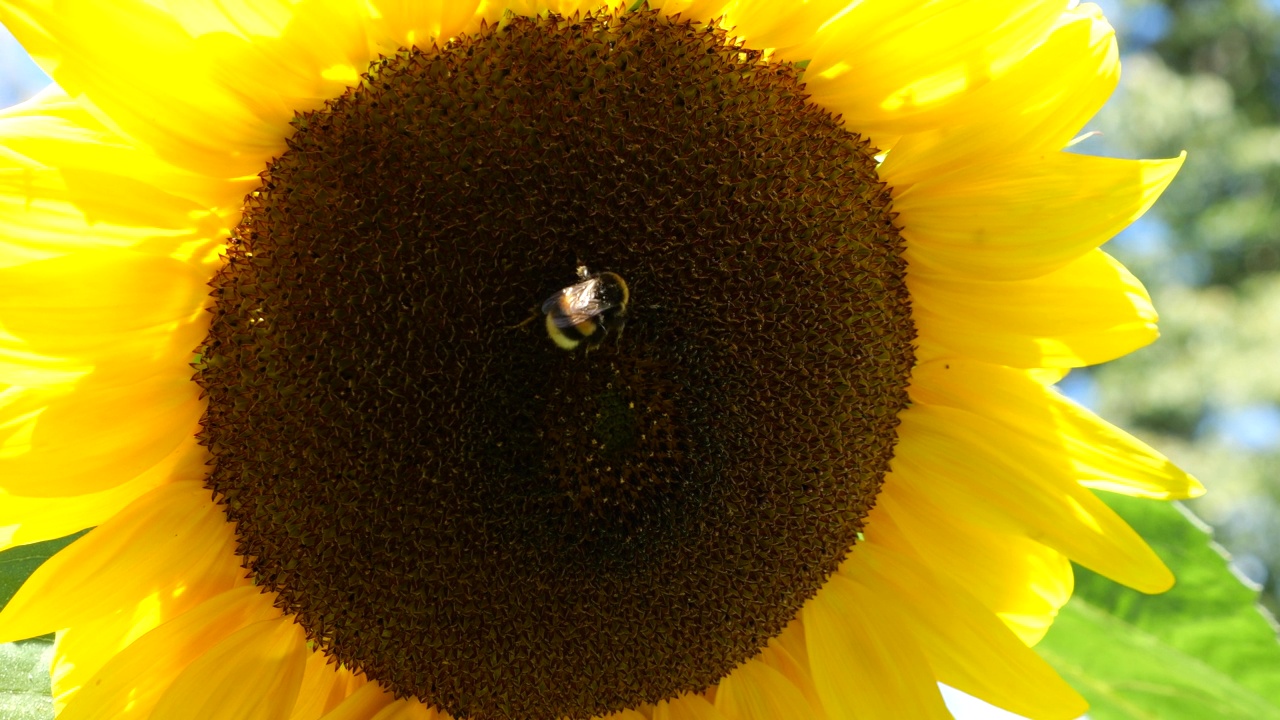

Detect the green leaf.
xmin=0 ymin=534 xmax=85 ymax=720
xmin=0 ymin=533 xmax=86 ymax=611
xmin=0 ymin=637 xmax=54 ymax=720
xmin=1038 ymin=494 xmax=1280 ymax=719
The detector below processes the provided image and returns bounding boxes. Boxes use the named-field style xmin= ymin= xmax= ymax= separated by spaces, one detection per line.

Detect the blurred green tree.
xmin=1083 ymin=0 xmax=1280 ymax=615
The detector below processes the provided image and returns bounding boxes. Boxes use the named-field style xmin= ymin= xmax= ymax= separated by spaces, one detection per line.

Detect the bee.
xmin=539 ymin=265 xmax=630 ymax=351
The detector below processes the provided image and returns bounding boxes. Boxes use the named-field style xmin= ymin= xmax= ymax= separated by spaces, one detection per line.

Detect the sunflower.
xmin=0 ymin=0 xmax=1201 ymax=718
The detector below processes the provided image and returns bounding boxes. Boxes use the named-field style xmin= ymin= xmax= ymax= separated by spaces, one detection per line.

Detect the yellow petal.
xmin=0 ymin=0 xmax=376 ymax=177
xmin=880 ymin=3 xmax=1119 ymax=187
xmin=910 ymin=359 xmax=1204 ymax=499
xmin=799 ymin=0 xmax=1062 ymax=142
xmin=755 ymin=642 xmax=826 ymax=720
xmin=53 ymin=610 xmax=151 ymax=712
xmin=20 ymin=152 xmax=203 ymax=233
xmin=654 ymin=693 xmax=726 ymax=720
xmin=0 ymin=88 xmax=236 ymax=269
xmin=803 ymin=572 xmax=952 ymax=720
xmin=51 ymin=553 xmax=248 ymax=714
xmin=0 ymin=86 xmax=249 ymax=212
xmin=0 ymin=346 xmax=90 ymax=387
xmin=0 ymin=165 xmax=196 ymax=269
xmin=714 ymin=656 xmax=815 ymax=720
xmin=868 ymin=488 xmax=1072 ymax=646
xmin=897 ymin=151 xmax=1185 ymax=280
xmin=0 ymin=481 xmax=243 ymax=643
xmin=894 ymin=405 xmax=1174 ymax=592
xmin=718 ymin=0 xmax=852 ymax=52
xmin=290 ymin=652 xmax=366 ymax=720
xmin=647 ymin=0 xmax=732 ymax=21
xmin=317 ymin=682 xmax=397 ymax=720
xmin=0 ymin=436 xmax=203 ymax=550
xmin=768 ymin=617 xmax=812 ymax=679
xmin=364 ymin=0 xmax=488 ymax=53
xmin=1027 ymin=367 xmax=1071 ymax=385
xmin=909 ymin=249 xmax=1159 ymax=368
xmin=0 ymin=249 xmax=209 ymax=359
xmin=844 ymin=541 xmax=1087 ymax=720
xmin=500 ymin=0 xmax=592 ymax=16
xmin=150 ymin=615 xmax=309 ymax=720
xmin=56 ymin=586 xmax=282 ymax=720
xmin=0 ymin=370 xmax=202 ymax=496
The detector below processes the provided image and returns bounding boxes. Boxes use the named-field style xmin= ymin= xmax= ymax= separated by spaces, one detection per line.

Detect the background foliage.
xmin=1079 ymin=0 xmax=1280 ymax=617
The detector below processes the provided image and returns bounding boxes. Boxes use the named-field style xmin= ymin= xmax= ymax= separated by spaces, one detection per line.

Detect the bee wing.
xmin=540 ymin=291 xmax=565 ymax=316
xmin=543 ymin=279 xmax=618 ymax=329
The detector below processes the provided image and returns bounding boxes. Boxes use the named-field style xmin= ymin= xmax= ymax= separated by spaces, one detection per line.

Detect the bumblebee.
xmin=540 ymin=265 xmax=630 ymax=351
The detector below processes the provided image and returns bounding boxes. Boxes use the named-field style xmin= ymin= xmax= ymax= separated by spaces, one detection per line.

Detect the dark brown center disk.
xmin=195 ymin=8 xmax=914 ymax=720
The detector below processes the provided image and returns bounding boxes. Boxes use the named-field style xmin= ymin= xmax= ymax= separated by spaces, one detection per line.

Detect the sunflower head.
xmin=195 ymin=8 xmax=913 ymax=718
